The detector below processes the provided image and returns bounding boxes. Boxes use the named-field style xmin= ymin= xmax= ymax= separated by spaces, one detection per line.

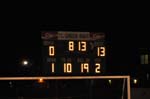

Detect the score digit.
xmin=69 ymin=41 xmax=86 ymax=51
xmin=49 ymin=46 xmax=55 ymax=56
xmin=97 ymin=47 xmax=105 ymax=56
xmin=64 ymin=63 xmax=72 ymax=73
xmin=69 ymin=41 xmax=74 ymax=51
xmin=78 ymin=41 xmax=86 ymax=51
xmin=95 ymin=63 xmax=101 ymax=73
xmin=81 ymin=63 xmax=89 ymax=73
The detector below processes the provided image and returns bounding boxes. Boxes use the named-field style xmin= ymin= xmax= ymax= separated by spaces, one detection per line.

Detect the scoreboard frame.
xmin=41 ymin=31 xmax=106 ymax=76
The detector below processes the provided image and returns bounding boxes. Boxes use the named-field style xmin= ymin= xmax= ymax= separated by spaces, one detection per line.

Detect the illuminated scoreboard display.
xmin=41 ymin=31 xmax=106 ymax=76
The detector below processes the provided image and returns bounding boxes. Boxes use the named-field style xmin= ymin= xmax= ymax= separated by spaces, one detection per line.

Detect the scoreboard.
xmin=41 ymin=31 xmax=106 ymax=76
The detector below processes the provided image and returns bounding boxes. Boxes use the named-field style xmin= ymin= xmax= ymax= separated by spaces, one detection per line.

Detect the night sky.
xmin=0 ymin=4 xmax=149 ymax=77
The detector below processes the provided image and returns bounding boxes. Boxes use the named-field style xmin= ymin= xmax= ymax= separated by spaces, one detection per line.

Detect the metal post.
xmin=89 ymin=79 xmax=93 ymax=99
xmin=55 ymin=80 xmax=58 ymax=99
xmin=121 ymin=78 xmax=126 ymax=99
xmin=127 ymin=76 xmax=131 ymax=99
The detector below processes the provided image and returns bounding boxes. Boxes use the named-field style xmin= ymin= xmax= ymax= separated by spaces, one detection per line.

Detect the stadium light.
xmin=133 ymin=79 xmax=138 ymax=84
xmin=108 ymin=79 xmax=112 ymax=84
xmin=20 ymin=58 xmax=32 ymax=67
xmin=22 ymin=60 xmax=28 ymax=66
xmin=38 ymin=78 xmax=44 ymax=83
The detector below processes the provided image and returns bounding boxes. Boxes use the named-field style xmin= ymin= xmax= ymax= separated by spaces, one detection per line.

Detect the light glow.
xmin=133 ymin=79 xmax=137 ymax=84
xmin=22 ymin=60 xmax=28 ymax=66
xmin=38 ymin=78 xmax=44 ymax=83
xmin=108 ymin=79 xmax=112 ymax=84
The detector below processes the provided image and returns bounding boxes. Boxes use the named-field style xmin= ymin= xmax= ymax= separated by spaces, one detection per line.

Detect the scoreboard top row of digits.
xmin=41 ymin=31 xmax=106 ymax=76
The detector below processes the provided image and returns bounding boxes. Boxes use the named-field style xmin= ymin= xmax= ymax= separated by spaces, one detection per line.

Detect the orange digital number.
xmin=49 ymin=46 xmax=55 ymax=56
xmin=97 ymin=47 xmax=105 ymax=56
xmin=64 ymin=63 xmax=72 ymax=73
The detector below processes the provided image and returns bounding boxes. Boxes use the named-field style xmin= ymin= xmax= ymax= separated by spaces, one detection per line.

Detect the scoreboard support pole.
xmin=0 ymin=75 xmax=131 ymax=99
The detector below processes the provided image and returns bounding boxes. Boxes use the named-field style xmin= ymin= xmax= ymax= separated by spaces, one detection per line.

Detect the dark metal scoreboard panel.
xmin=41 ymin=31 xmax=105 ymax=76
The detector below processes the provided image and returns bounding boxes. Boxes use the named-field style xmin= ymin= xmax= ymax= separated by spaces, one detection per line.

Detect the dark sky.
xmin=0 ymin=4 xmax=149 ymax=76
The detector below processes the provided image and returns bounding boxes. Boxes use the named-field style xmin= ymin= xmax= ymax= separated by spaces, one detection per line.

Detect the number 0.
xmin=49 ymin=46 xmax=55 ymax=56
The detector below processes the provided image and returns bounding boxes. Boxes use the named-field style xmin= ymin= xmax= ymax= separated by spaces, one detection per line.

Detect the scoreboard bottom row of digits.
xmin=49 ymin=63 xmax=103 ymax=74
